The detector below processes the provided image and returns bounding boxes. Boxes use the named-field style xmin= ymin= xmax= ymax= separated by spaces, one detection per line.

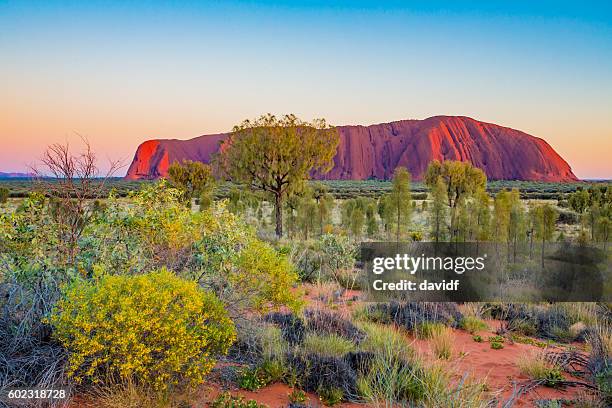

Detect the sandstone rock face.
xmin=125 ymin=116 xmax=578 ymax=182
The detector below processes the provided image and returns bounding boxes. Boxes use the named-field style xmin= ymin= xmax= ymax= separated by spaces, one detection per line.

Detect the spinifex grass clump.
xmin=284 ymin=352 xmax=359 ymax=401
xmin=264 ymin=312 xmax=306 ymax=345
xmin=0 ymin=280 xmax=68 ymax=401
xmin=430 ymin=326 xmax=454 ymax=359
xmin=228 ymin=322 xmax=287 ymax=364
xmin=365 ymin=302 xmax=463 ymax=331
xmin=304 ymin=309 xmax=366 ymax=344
xmin=586 ymin=327 xmax=612 ymax=404
xmin=490 ymin=303 xmax=580 ymax=343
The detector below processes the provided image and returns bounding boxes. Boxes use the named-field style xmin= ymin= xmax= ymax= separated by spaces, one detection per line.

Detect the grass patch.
xmin=517 ymin=352 xmax=564 ymax=388
xmin=415 ymin=322 xmax=446 ymax=339
xmin=88 ymin=379 xmax=197 ymax=408
xmin=302 ymin=333 xmax=356 ymax=357
xmin=460 ymin=316 xmax=489 ymax=334
xmin=431 ymin=326 xmax=453 ymax=359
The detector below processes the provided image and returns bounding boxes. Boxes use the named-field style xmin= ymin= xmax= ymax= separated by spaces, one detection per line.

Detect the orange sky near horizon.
xmin=2 ymin=108 xmax=610 ymax=180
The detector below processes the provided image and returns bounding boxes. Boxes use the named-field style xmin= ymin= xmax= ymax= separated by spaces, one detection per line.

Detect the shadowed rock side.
xmin=125 ymin=116 xmax=578 ymax=181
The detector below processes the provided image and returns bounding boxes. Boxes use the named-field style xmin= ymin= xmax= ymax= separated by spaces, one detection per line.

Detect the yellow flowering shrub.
xmin=232 ymin=239 xmax=303 ymax=313
xmin=49 ymin=269 xmax=236 ymax=390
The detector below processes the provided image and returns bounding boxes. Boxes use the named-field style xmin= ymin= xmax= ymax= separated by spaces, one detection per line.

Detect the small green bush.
xmin=318 ymin=386 xmax=344 ymax=406
xmin=210 ymin=392 xmax=268 ymax=408
xmin=460 ymin=316 xmax=488 ymax=334
xmin=237 ymin=366 xmax=267 ymax=391
xmin=415 ymin=322 xmax=446 ymax=340
xmin=0 ymin=187 xmax=9 ymax=203
xmin=490 ymin=341 xmax=504 ymax=350
xmin=472 ymin=335 xmax=483 ymax=343
xmin=550 ymin=326 xmax=574 ymax=343
xmin=518 ymin=353 xmax=564 ymax=388
xmin=488 ymin=335 xmax=505 ymax=343
xmin=511 ymin=321 xmax=538 ymax=336
xmin=258 ymin=358 xmax=286 ymax=384
xmin=288 ymin=388 xmax=308 ymax=404
xmin=50 ymin=269 xmax=235 ymax=390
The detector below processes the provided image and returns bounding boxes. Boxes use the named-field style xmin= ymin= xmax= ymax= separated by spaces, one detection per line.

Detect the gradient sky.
xmin=1 ymin=1 xmax=611 ymax=178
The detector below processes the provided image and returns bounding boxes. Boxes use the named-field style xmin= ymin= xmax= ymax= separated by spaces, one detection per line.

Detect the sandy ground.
xmin=70 ymin=286 xmax=597 ymax=407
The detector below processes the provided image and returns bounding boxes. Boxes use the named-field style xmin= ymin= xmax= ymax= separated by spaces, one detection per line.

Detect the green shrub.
xmin=318 ymin=386 xmax=344 ymax=406
xmin=490 ymin=341 xmax=504 ymax=350
xmin=415 ymin=322 xmax=446 ymax=340
xmin=237 ymin=366 xmax=267 ymax=391
xmin=233 ymin=239 xmax=303 ymax=313
xmin=472 ymin=335 xmax=483 ymax=343
xmin=210 ymin=392 xmax=268 ymax=408
xmin=550 ymin=326 xmax=574 ymax=343
xmin=488 ymin=335 xmax=505 ymax=343
xmin=302 ymin=333 xmax=356 ymax=357
xmin=357 ymin=321 xmax=415 ymax=362
xmin=319 ymin=234 xmax=357 ymax=275
xmin=50 ymin=269 xmax=235 ymax=390
xmin=0 ymin=187 xmax=9 ymax=203
xmin=288 ymin=388 xmax=308 ymax=404
xmin=356 ymin=322 xmax=425 ymax=403
xmin=511 ymin=320 xmax=538 ymax=336
xmin=460 ymin=316 xmax=488 ymax=334
xmin=258 ymin=358 xmax=286 ymax=384
xmin=518 ymin=352 xmax=564 ymax=387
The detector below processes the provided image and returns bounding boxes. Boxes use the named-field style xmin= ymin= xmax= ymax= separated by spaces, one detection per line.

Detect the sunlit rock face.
xmin=125 ymin=116 xmax=578 ymax=182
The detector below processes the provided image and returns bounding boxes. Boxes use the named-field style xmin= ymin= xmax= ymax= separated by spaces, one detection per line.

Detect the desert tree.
xmin=0 ymin=187 xmax=8 ymax=204
xmin=284 ymin=194 xmax=300 ymax=239
xmin=377 ymin=195 xmax=390 ymax=235
xmin=597 ymin=216 xmax=610 ymax=250
xmin=424 ymin=160 xmax=486 ymax=208
xmin=424 ymin=160 xmax=486 ymax=241
xmin=473 ymin=189 xmax=491 ymax=245
xmin=492 ymin=189 xmax=511 ymax=247
xmin=297 ymin=190 xmax=317 ymax=240
xmin=312 ymin=182 xmax=334 ymax=235
xmin=365 ymin=202 xmax=379 ymax=237
xmin=385 ymin=167 xmax=412 ymax=242
xmin=429 ymin=176 xmax=448 ymax=243
xmin=507 ymin=188 xmax=527 ymax=262
xmin=167 ymin=160 xmax=215 ymax=209
xmin=350 ymin=204 xmax=365 ymax=238
xmin=32 ymin=139 xmax=122 ymax=266
xmin=214 ymin=114 xmax=339 ymax=238
xmin=532 ymin=203 xmax=558 ymax=269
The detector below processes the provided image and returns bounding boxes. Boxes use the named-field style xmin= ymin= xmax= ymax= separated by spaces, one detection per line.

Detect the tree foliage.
xmin=167 ymin=160 xmax=215 ymax=208
xmin=384 ymin=167 xmax=412 ymax=241
xmin=424 ymin=160 xmax=486 ymax=209
xmin=214 ymin=114 xmax=339 ymax=237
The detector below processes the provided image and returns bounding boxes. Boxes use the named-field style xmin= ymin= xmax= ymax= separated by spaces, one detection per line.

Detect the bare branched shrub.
xmin=31 ymin=138 xmax=122 ymax=266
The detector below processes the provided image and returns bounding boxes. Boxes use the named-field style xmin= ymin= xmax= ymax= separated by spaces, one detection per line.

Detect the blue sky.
xmin=1 ymin=1 xmax=611 ymax=178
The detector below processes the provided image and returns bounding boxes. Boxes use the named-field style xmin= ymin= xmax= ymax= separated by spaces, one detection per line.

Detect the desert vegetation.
xmin=0 ymin=117 xmax=610 ymax=407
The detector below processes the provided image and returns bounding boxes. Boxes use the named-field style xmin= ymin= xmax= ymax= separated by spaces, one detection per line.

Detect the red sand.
xmin=408 ymin=320 xmax=591 ymax=407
